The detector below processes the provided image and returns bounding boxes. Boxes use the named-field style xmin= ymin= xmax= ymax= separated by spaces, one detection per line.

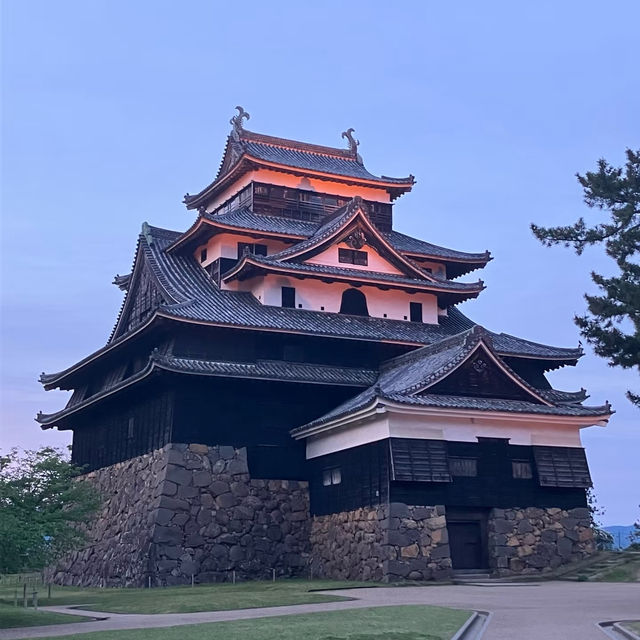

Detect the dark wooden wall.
xmin=390 ymin=439 xmax=588 ymax=511
xmin=173 ymin=325 xmax=409 ymax=369
xmin=172 ymin=376 xmax=361 ymax=480
xmin=71 ymin=385 xmax=174 ymax=472
xmin=308 ymin=438 xmax=588 ymax=516
xmin=308 ymin=440 xmax=390 ymax=516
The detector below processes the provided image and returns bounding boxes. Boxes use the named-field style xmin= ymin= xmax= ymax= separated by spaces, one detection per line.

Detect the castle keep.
xmin=38 ymin=108 xmax=610 ymax=585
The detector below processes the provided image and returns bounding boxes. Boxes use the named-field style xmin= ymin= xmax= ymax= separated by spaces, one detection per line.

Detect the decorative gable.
xmin=421 ymin=346 xmax=545 ymax=403
xmin=112 ymin=262 xmax=168 ymax=340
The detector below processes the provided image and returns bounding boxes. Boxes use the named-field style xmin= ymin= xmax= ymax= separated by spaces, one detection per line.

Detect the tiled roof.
xmin=184 ymin=128 xmax=414 ymax=210
xmin=385 ymin=230 xmax=491 ymax=263
xmin=292 ymin=327 xmax=609 ymax=434
xmin=381 ymin=393 xmax=611 ymax=417
xmin=37 ymin=353 xmax=377 ymax=427
xmin=203 ymin=209 xmax=315 ymax=237
xmin=154 ymin=354 xmax=377 ymax=387
xmin=242 ymin=139 xmax=412 ymax=185
xmin=38 ymin=224 xmax=584 ymax=387
xmin=182 ymin=207 xmax=490 ymax=273
xmin=223 ymin=254 xmax=484 ymax=295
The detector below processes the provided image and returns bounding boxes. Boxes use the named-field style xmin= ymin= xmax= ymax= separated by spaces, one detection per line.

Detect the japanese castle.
xmin=38 ymin=108 xmax=611 ymax=586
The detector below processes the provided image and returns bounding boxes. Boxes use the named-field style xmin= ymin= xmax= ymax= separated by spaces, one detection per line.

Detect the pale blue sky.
xmin=1 ymin=1 xmax=638 ymax=525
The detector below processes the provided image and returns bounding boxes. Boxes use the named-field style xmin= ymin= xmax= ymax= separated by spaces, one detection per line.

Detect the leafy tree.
xmin=531 ymin=149 xmax=640 ymax=406
xmin=0 ymin=447 xmax=100 ymax=573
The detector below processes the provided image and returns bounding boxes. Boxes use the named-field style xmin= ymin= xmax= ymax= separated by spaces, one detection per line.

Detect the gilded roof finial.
xmin=341 ymin=128 xmax=360 ymax=160
xmin=230 ymin=106 xmax=250 ymax=139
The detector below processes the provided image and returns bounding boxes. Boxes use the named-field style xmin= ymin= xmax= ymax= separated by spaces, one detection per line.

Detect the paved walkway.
xmin=0 ymin=581 xmax=638 ymax=639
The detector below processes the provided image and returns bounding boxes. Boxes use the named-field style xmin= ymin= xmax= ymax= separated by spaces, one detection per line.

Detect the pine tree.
xmin=531 ymin=149 xmax=640 ymax=406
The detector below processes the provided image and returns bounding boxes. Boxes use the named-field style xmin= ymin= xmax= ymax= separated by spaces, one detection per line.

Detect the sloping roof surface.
xmin=242 ymin=139 xmax=411 ymax=184
xmin=40 ymin=224 xmax=583 ymax=387
xmin=224 ymin=255 xmax=483 ymax=294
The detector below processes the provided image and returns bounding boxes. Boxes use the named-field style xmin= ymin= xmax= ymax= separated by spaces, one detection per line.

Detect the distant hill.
xmin=603 ymin=525 xmax=637 ymax=549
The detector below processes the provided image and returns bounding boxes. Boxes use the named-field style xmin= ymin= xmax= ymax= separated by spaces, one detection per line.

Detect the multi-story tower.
xmin=38 ymin=108 xmax=610 ymax=586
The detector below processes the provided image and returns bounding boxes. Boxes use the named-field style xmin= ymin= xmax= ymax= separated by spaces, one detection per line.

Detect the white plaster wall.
xmin=196 ymin=233 xmax=292 ymax=267
xmin=305 ymin=410 xmax=587 ymax=459
xmin=230 ymin=274 xmax=439 ymax=323
xmin=307 ymin=241 xmax=405 ymax=275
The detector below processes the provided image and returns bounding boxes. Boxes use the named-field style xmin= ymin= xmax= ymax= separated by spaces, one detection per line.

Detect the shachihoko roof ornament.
xmin=230 ymin=105 xmax=250 ymax=140
xmin=341 ymin=128 xmax=362 ymax=163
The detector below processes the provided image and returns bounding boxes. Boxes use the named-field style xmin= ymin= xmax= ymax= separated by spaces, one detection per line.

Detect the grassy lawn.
xmin=597 ymin=556 xmax=640 ymax=582
xmin=0 ymin=579 xmax=372 ymax=615
xmin=0 ymin=603 xmax=92 ymax=629
xmin=35 ymin=605 xmax=471 ymax=640
xmin=621 ymin=621 xmax=640 ymax=634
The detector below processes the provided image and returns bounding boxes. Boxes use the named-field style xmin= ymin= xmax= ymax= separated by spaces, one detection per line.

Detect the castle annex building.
xmin=38 ymin=108 xmax=611 ymax=586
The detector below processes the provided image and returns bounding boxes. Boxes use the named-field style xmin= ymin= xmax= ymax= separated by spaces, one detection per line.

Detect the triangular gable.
xmin=110 ymin=240 xmax=170 ymax=342
xmin=270 ymin=198 xmax=439 ymax=282
xmin=417 ymin=341 xmax=551 ymax=405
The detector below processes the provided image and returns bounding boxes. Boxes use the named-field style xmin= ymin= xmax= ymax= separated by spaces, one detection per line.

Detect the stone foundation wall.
xmin=49 ymin=443 xmax=310 ymax=587
xmin=310 ymin=503 xmax=451 ymax=582
xmin=488 ymin=506 xmax=595 ymax=576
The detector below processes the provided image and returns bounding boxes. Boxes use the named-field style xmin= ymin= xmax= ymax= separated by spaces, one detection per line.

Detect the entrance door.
xmin=448 ymin=522 xmax=483 ymax=570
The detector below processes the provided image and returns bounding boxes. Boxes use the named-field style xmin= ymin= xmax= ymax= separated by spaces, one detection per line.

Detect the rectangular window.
xmin=282 ymin=286 xmax=296 ymax=308
xmin=338 ymin=248 xmax=368 ymax=266
xmin=449 ymin=457 xmax=477 ymax=477
xmin=237 ymin=242 xmax=268 ymax=258
xmin=323 ymin=467 xmax=342 ymax=486
xmin=512 ymin=460 xmax=533 ymax=479
xmin=410 ymin=302 xmax=423 ymax=322
xmin=200 ymin=248 xmax=207 ymax=263
xmin=237 ymin=242 xmax=253 ymax=258
xmin=127 ymin=417 xmax=135 ymax=440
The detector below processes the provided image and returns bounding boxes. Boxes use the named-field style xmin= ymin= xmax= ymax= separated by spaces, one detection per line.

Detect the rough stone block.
xmin=193 ymin=471 xmax=212 ymax=487
xmin=389 ymin=502 xmax=410 ymax=518
xmin=165 ymin=466 xmax=193 ymax=486
xmin=492 ymin=519 xmax=515 ymax=535
xmin=153 ymin=526 xmax=183 ymax=544
xmin=219 ymin=446 xmax=236 ymax=460
xmin=189 ymin=444 xmax=209 ymax=455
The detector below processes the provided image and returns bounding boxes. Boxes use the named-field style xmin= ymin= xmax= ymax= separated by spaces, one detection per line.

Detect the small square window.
xmin=322 ymin=467 xmax=341 ymax=486
xmin=254 ymin=244 xmax=267 ymax=257
xmin=200 ymin=248 xmax=207 ymax=263
xmin=512 ymin=460 xmax=533 ymax=479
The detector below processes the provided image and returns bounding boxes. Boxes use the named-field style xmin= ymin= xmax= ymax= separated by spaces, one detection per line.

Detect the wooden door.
xmin=448 ymin=522 xmax=483 ymax=569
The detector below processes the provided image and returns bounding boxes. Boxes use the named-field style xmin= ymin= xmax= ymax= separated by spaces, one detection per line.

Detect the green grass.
xmin=0 ymin=603 xmax=92 ymax=629
xmin=0 ymin=579 xmax=373 ymax=615
xmin=35 ymin=605 xmax=471 ymax=640
xmin=596 ymin=556 xmax=640 ymax=582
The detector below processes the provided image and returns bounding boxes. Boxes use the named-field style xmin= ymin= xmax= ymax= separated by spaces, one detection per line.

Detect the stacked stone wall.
xmin=49 ymin=443 xmax=310 ymax=587
xmin=488 ymin=506 xmax=595 ymax=576
xmin=310 ymin=503 xmax=451 ymax=582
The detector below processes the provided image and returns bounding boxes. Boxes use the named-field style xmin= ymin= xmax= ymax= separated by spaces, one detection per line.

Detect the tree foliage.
xmin=0 ymin=447 xmax=100 ymax=573
xmin=531 ymin=149 xmax=640 ymax=406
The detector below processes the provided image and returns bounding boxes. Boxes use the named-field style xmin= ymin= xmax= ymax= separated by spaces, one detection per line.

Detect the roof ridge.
xmin=240 ymin=129 xmax=357 ymax=160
